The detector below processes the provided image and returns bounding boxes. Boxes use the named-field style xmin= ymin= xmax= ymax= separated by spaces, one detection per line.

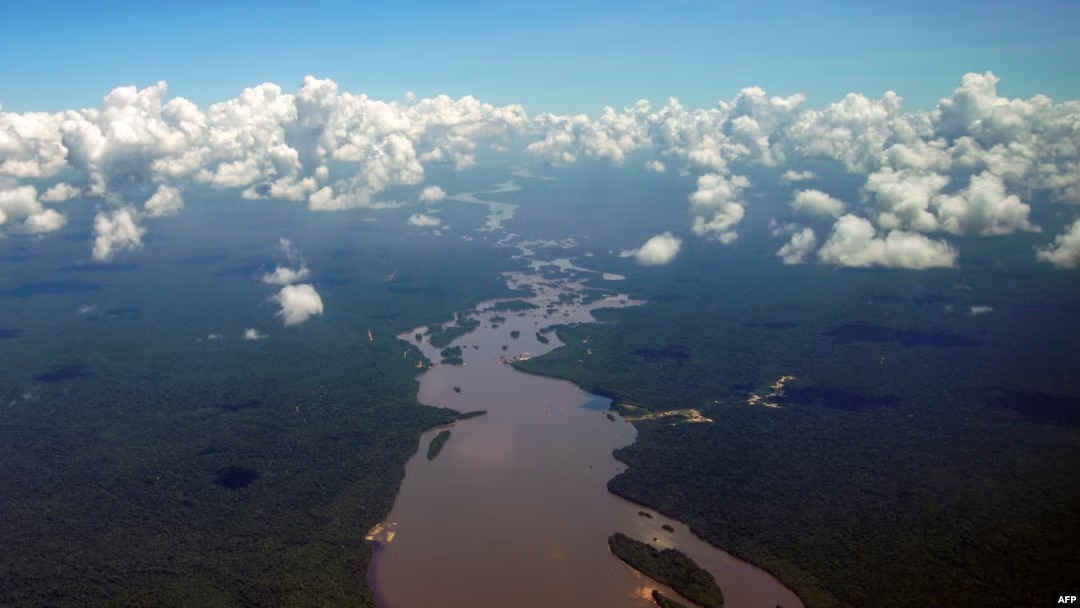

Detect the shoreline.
xmin=512 ymin=329 xmax=815 ymax=607
xmin=365 ymin=180 xmax=804 ymax=607
xmin=369 ymin=300 xmax=803 ymax=608
xmin=515 ymin=342 xmax=811 ymax=608
xmin=366 ymin=277 xmax=803 ymax=608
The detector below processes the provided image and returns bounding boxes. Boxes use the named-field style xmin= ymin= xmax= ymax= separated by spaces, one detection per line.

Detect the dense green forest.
xmin=3 ymin=158 xmax=1079 ymax=607
xmin=0 ymin=195 xmax=520 ymax=607
xmin=518 ymin=242 xmax=1080 ymax=608
xmin=608 ymin=533 xmax=724 ymax=608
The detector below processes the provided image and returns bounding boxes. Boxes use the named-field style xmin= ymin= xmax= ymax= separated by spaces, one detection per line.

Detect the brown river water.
xmin=366 ymin=265 xmax=805 ymax=608
xmin=368 ymin=182 xmax=803 ymax=607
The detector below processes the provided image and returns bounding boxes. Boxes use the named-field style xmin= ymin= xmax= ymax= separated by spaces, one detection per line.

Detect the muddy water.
xmin=368 ymin=270 xmax=805 ymax=608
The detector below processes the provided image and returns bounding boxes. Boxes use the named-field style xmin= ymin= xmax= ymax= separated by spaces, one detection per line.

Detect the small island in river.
xmin=608 ymin=532 xmax=724 ymax=608
xmin=426 ymin=430 xmax=452 ymax=460
xmin=490 ymin=299 xmax=540 ymax=312
xmin=440 ymin=345 xmax=465 ymax=365
xmin=427 ymin=317 xmax=480 ymax=348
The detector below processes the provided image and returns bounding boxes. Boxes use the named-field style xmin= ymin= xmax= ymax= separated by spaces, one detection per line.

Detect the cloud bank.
xmin=0 ymin=71 xmax=1078 ymax=269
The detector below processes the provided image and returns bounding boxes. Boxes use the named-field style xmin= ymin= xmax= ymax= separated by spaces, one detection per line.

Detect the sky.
xmin=1 ymin=0 xmax=1078 ymax=114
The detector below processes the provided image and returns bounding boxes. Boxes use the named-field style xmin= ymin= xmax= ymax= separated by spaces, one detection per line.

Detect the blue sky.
xmin=1 ymin=0 xmax=1077 ymax=114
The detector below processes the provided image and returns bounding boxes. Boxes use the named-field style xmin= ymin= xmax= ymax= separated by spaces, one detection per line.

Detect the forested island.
xmin=426 ymin=430 xmax=452 ymax=460
xmin=427 ymin=316 xmax=481 ymax=348
xmin=490 ymin=299 xmax=540 ymax=312
xmin=608 ymin=533 xmax=723 ymax=608
xmin=440 ymin=345 xmax=464 ymax=365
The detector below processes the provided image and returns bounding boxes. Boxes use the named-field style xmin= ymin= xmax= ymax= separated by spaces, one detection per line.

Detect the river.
xmin=366 ymin=184 xmax=804 ymax=608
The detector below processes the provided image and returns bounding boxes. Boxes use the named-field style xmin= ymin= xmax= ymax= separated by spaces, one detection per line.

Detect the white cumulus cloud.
xmin=622 ymin=232 xmax=682 ymax=266
xmin=818 ymin=214 xmax=957 ymax=269
xmin=23 ymin=208 xmax=66 ymax=233
xmin=1036 ymin=219 xmax=1080 ymax=268
xmin=1 ymin=71 xmax=1079 ymax=269
xmin=40 ymin=182 xmax=81 ymax=203
xmin=419 ymin=185 xmax=446 ymax=203
xmin=934 ymin=171 xmax=1036 ymax=236
xmin=408 ymin=213 xmax=441 ymax=228
xmin=261 ymin=266 xmax=311 ymax=286
xmin=273 ymin=283 xmax=324 ymax=326
xmin=781 ymin=170 xmax=815 ymax=182
xmin=0 ymin=182 xmax=66 ymax=233
xmin=0 ymin=184 xmax=39 ymax=224
xmin=777 ymin=227 xmax=817 ymax=264
xmin=260 ymin=238 xmax=311 ymax=285
xmin=864 ymin=168 xmax=949 ymax=232
xmin=261 ymin=238 xmax=316 ymax=304
xmin=243 ymin=328 xmax=268 ymax=340
xmin=688 ymin=173 xmax=749 ymax=244
xmin=791 ymin=189 xmax=846 ymax=218
xmin=143 ymin=184 xmax=183 ymax=217
xmin=92 ymin=208 xmax=145 ymax=261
